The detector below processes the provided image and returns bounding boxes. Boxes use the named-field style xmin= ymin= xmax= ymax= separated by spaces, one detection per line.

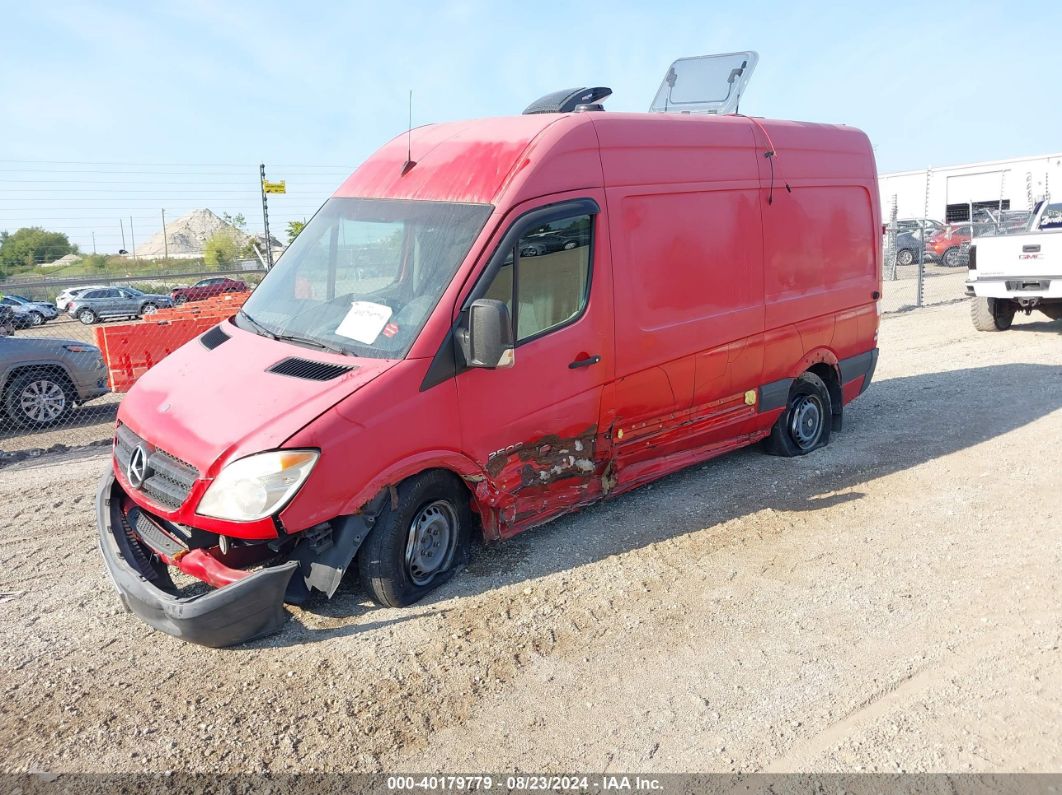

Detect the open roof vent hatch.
xmin=649 ymin=51 xmax=758 ymax=115
xmin=523 ymin=51 xmax=757 ymax=117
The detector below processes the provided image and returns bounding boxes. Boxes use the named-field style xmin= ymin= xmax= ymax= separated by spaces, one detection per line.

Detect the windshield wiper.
xmin=237 ymin=309 xmax=278 ymax=340
xmin=273 ymin=332 xmax=352 ymax=356
xmin=238 ymin=308 xmax=352 ymax=356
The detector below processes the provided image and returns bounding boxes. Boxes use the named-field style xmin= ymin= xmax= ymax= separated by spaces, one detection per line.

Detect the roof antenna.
xmin=401 ymin=90 xmax=417 ymax=175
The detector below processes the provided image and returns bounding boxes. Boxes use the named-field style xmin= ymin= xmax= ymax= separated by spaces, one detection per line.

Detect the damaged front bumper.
xmin=96 ymin=468 xmax=297 ymax=648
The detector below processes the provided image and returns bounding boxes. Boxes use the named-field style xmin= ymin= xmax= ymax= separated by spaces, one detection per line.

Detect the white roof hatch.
xmin=649 ymin=51 xmax=758 ymax=115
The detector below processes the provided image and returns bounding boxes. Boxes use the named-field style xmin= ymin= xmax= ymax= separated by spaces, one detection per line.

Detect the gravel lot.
xmin=1 ymin=299 xmax=1060 ymax=774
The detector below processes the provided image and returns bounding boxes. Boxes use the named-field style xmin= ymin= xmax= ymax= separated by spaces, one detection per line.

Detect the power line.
xmin=0 ymin=179 xmax=344 ymax=185
xmin=0 ymin=159 xmax=353 ymax=167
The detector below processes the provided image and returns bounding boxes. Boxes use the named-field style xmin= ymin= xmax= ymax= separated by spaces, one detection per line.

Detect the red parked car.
xmin=96 ymin=53 xmax=882 ymax=647
xmin=926 ymin=223 xmax=995 ymax=267
xmin=170 ymin=277 xmax=248 ymax=304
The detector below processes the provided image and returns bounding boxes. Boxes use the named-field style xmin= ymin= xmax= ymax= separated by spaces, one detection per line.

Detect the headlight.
xmin=197 ymin=450 xmax=318 ymax=521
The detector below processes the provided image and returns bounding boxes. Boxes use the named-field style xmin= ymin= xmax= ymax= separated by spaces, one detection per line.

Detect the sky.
xmin=1 ymin=0 xmax=1059 ymax=253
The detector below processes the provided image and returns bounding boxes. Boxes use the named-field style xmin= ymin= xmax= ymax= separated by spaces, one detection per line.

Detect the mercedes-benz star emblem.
xmin=127 ymin=445 xmax=149 ymax=489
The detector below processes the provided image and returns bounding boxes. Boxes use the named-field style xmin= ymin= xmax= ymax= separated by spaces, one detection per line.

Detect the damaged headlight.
xmin=197 ymin=450 xmax=319 ymax=521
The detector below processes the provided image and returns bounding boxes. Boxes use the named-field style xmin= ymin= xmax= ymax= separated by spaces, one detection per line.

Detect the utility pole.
xmin=260 ymin=163 xmax=274 ymax=269
xmin=161 ymin=209 xmax=169 ymax=260
xmin=91 ymin=231 xmax=97 ymax=255
xmin=130 ymin=216 xmax=138 ymax=262
xmin=119 ymin=219 xmax=127 ymax=253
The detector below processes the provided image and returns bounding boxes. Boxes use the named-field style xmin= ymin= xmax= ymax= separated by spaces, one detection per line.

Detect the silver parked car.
xmin=0 ymin=337 xmax=109 ymax=428
xmin=66 ymin=286 xmax=173 ymax=325
xmin=1 ymin=294 xmax=59 ymax=327
xmin=56 ymin=285 xmax=106 ymax=311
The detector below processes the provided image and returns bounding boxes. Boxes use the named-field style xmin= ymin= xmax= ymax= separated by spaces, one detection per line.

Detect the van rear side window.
xmin=482 ymin=214 xmax=592 ymax=342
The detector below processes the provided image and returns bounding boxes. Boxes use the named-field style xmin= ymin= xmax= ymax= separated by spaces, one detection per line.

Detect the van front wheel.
xmin=764 ymin=372 xmax=832 ymax=457
xmin=357 ymin=471 xmax=470 ymax=608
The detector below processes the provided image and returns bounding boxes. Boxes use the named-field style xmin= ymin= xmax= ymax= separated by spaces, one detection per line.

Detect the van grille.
xmin=267 ymin=357 xmax=355 ymax=381
xmin=114 ymin=423 xmax=200 ymax=510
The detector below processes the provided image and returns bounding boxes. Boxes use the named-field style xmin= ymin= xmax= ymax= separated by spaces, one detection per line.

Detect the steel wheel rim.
xmin=142 ymin=304 xmax=158 ymax=315
xmin=31 ymin=313 xmax=42 ymax=326
xmin=20 ymin=379 xmax=66 ymax=422
xmin=79 ymin=311 xmax=94 ymax=324
xmin=789 ymin=394 xmax=824 ymax=450
xmin=405 ymin=500 xmax=457 ymax=586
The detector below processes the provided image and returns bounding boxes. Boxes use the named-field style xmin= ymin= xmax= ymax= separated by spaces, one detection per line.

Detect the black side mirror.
xmin=462 ymin=299 xmax=514 ymax=369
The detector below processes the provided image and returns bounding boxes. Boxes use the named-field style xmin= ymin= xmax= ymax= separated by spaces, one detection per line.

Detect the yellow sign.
xmin=262 ymin=180 xmax=286 ymax=194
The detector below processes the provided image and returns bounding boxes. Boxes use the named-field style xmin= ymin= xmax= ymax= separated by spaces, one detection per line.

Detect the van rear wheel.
xmin=764 ymin=372 xmax=832 ymax=457
xmin=357 ymin=471 xmax=470 ymax=608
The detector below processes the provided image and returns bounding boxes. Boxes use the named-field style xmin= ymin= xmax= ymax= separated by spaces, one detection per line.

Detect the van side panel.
xmin=761 ymin=185 xmax=877 ymax=331
xmin=595 ymin=118 xmax=768 ymax=482
xmin=752 ymin=121 xmax=881 ymax=387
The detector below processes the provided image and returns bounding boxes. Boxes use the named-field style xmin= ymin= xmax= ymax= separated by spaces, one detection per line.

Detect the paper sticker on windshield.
xmin=335 ymin=301 xmax=393 ymax=344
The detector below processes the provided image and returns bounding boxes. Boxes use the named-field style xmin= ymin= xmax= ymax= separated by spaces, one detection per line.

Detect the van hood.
xmin=117 ymin=321 xmax=397 ymax=475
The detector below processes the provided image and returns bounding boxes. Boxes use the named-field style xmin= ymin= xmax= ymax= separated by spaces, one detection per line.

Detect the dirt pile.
xmin=134 ymin=208 xmax=249 ymax=259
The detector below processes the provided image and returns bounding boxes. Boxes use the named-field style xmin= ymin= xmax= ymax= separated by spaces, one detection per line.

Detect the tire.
xmin=942 ymin=247 xmax=964 ymax=267
xmin=971 ymin=297 xmax=1015 ymax=331
xmin=764 ymin=372 xmax=833 ymax=457
xmin=4 ymin=370 xmax=76 ymax=428
xmin=140 ymin=303 xmax=158 ymax=316
xmin=173 ymin=295 xmax=187 ymax=305
xmin=357 ymin=471 xmax=471 ymax=608
xmin=78 ymin=309 xmax=97 ymax=325
xmin=29 ymin=311 xmax=44 ymax=327
xmin=896 ymin=248 xmax=915 ymax=266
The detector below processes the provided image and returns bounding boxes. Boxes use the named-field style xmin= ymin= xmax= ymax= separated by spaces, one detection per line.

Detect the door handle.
xmin=569 ymin=354 xmax=601 ymax=369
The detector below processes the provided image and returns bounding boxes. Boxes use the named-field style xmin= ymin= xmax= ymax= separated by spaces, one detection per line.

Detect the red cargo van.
xmin=97 ymin=56 xmax=881 ymax=646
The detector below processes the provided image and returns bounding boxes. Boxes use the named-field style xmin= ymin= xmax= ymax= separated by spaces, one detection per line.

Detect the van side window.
xmin=482 ymin=213 xmax=592 ymax=342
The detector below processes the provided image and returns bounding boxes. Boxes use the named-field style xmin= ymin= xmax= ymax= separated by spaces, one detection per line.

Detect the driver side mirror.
xmin=461 ymin=299 xmax=515 ymax=369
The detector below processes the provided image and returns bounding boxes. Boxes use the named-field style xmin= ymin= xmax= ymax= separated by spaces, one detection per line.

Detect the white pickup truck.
xmin=966 ymin=200 xmax=1062 ymax=331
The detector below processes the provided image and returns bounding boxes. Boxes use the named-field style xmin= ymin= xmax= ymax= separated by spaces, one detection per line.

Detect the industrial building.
xmin=879 ymin=152 xmax=1061 ymax=223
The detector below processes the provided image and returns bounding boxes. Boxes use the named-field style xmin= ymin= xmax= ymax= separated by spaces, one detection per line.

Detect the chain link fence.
xmin=0 ymin=267 xmax=259 ymax=459
xmin=879 ymin=163 xmax=1049 ymax=313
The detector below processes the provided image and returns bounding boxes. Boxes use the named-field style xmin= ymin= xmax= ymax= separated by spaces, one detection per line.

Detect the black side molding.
xmin=758 ymin=377 xmax=793 ymax=412
xmin=839 ymin=348 xmax=879 ymax=395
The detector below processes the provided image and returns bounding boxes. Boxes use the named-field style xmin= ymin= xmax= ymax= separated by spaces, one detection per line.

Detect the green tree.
xmin=286 ymin=219 xmax=307 ymax=243
xmin=222 ymin=212 xmax=247 ymax=231
xmin=0 ymin=227 xmax=75 ymax=269
xmin=203 ymin=231 xmax=240 ymax=268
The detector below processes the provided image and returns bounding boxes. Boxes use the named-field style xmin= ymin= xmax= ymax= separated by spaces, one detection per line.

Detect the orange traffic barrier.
xmin=94 ymin=293 xmax=251 ymax=392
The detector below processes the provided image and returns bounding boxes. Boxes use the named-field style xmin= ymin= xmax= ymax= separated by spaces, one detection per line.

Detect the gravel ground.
xmin=1 ymin=299 xmax=1060 ymax=774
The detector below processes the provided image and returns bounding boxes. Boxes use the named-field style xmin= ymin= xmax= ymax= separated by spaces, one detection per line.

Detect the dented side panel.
xmin=455 ymin=188 xmax=614 ymax=539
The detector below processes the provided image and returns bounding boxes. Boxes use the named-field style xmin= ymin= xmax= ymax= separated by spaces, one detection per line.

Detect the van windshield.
xmin=237 ymin=197 xmax=492 ymax=359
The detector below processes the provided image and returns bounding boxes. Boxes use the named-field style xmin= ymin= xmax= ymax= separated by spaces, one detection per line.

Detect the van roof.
xmin=334 ymin=113 xmax=873 ymax=206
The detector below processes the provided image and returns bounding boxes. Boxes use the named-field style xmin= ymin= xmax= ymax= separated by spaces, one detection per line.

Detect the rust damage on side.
xmin=471 ymin=425 xmax=612 ymax=538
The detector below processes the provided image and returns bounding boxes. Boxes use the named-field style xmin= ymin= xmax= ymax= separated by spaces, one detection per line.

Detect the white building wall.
xmin=879 ymin=153 xmax=1062 ymax=222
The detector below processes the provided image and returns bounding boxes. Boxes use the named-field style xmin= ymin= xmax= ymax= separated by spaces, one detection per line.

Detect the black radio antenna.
xmin=402 ymin=89 xmax=417 ymax=175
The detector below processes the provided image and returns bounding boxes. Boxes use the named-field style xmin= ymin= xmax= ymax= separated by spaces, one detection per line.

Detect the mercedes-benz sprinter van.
xmin=97 ymin=56 xmax=881 ymax=646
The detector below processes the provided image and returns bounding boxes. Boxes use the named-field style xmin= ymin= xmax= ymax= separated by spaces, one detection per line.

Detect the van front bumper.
xmin=96 ymin=468 xmax=297 ymax=648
